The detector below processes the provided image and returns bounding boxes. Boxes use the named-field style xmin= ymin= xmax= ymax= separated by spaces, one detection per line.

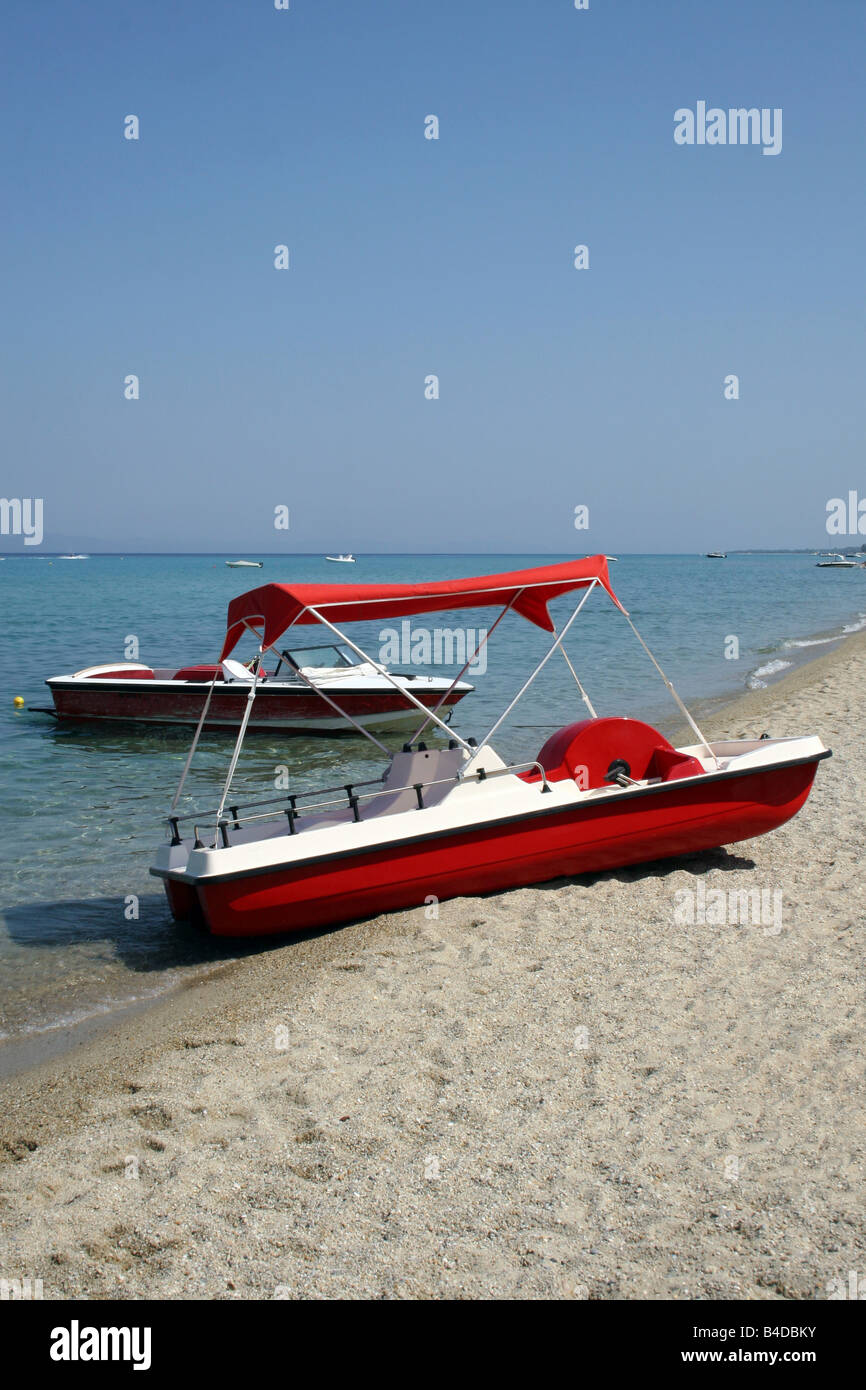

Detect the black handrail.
xmin=175 ymin=758 xmax=553 ymax=848
xmin=167 ymin=774 xmax=387 ymax=825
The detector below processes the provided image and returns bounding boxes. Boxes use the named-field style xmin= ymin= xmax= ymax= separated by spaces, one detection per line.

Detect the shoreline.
xmin=672 ymin=623 xmax=866 ymax=741
xmin=2 ymin=624 xmax=864 ymax=1087
xmin=0 ymin=629 xmax=863 ymax=1298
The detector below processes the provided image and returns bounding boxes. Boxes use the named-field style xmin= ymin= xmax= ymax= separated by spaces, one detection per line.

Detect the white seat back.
xmin=221 ymin=658 xmax=255 ymax=683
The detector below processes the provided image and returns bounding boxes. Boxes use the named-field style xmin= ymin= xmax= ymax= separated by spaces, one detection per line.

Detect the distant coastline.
xmin=3 ymin=548 xmax=866 ymax=557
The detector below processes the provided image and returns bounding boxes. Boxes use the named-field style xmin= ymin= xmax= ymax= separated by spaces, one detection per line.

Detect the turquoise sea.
xmin=1 ymin=552 xmax=863 ymax=1060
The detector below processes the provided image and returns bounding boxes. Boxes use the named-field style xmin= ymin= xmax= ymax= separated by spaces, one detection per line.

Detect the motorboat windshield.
xmin=279 ymin=644 xmax=358 ymax=671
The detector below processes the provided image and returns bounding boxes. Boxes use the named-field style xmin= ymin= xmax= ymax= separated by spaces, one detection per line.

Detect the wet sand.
xmin=1 ymin=633 xmax=864 ymax=1299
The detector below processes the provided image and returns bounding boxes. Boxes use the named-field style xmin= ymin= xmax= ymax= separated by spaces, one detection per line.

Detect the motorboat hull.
xmin=43 ymin=677 xmax=468 ymax=733
xmin=156 ymin=751 xmax=825 ymax=937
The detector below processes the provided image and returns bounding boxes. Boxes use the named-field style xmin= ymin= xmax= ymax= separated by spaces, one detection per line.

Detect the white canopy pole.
xmin=406 ymin=594 xmax=520 ymax=745
xmin=170 ymin=668 xmax=221 ymax=813
xmin=171 ymin=614 xmax=270 ymax=814
xmin=252 ymin=612 xmax=391 ymax=753
xmin=623 ymin=613 xmax=717 ymax=764
xmin=471 ymin=582 xmax=598 ymax=756
xmin=214 ymin=656 xmax=263 ymax=835
xmin=270 ymin=649 xmax=391 ymax=755
xmin=306 ymin=606 xmax=474 ymax=753
xmin=558 ymin=644 xmax=597 ymax=719
xmin=213 ymin=627 xmax=394 ymax=836
xmin=210 ymin=616 xmax=390 ymax=841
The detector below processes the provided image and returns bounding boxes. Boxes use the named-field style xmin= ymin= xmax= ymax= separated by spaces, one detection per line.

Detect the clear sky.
xmin=1 ymin=0 xmax=863 ymax=553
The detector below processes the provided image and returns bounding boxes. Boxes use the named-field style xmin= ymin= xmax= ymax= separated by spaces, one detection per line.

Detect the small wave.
xmin=747 ymin=659 xmax=792 ymax=690
xmin=0 ymin=976 xmax=182 ymax=1044
xmin=783 ymin=613 xmax=866 ymax=649
xmin=784 ymin=635 xmax=837 ymax=650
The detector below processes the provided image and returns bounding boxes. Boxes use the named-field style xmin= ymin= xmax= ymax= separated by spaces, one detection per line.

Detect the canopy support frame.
xmin=171 ymin=613 xmax=272 ymax=815
xmin=305 ymin=606 xmax=474 ymax=754
xmin=170 ymin=667 xmax=221 ymax=813
xmin=622 ymin=613 xmax=717 ymax=764
xmin=263 ymin=638 xmax=391 ymax=756
xmin=210 ymin=618 xmax=395 ymax=839
xmin=214 ymin=635 xmax=265 ymax=836
xmin=471 ymin=582 xmax=598 ymax=758
xmin=406 ymin=594 xmax=520 ymax=746
xmin=557 ymin=641 xmax=597 ymax=719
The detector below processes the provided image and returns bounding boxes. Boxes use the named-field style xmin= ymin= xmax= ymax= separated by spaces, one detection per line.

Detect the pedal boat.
xmin=151 ymin=558 xmax=830 ymax=937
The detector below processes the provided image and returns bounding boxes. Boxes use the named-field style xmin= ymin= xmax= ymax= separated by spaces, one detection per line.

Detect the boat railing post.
xmin=532 ymin=762 xmax=553 ymax=793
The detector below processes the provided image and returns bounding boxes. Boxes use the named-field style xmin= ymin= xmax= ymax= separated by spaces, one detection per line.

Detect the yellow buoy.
xmin=13 ymin=696 xmax=25 ymax=708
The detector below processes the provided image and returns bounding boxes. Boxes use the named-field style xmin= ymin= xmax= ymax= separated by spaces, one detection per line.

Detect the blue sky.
xmin=1 ymin=0 xmax=864 ymax=552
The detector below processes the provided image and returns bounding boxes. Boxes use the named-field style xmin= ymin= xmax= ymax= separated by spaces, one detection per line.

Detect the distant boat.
xmin=59 ymin=554 xmax=89 ymax=560
xmin=705 ymin=552 xmax=727 ymax=559
xmin=325 ymin=554 xmax=355 ymax=563
xmin=816 ymin=553 xmax=856 ymax=568
xmin=225 ymin=560 xmax=263 ymax=568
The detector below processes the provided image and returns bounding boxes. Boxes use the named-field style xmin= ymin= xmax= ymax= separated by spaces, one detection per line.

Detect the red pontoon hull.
xmin=159 ymin=755 xmax=822 ymax=937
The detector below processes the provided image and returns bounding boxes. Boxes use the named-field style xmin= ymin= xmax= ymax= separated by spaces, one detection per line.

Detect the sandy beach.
xmin=1 ymin=634 xmax=864 ymax=1301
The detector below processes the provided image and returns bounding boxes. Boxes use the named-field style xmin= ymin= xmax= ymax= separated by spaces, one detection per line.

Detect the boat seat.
xmin=379 ymin=746 xmax=467 ymax=810
xmin=646 ymin=743 xmax=705 ymax=782
xmin=525 ymin=718 xmax=704 ymax=790
xmin=221 ymin=659 xmax=255 ymax=683
xmin=174 ymin=664 xmax=224 ymax=682
xmin=73 ymin=663 xmax=154 ymax=680
xmin=287 ymin=747 xmax=468 ymax=837
xmin=216 ymin=659 xmax=271 ymax=683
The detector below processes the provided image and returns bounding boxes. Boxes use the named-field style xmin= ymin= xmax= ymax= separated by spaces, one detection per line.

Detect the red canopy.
xmin=220 ymin=556 xmax=625 ymax=659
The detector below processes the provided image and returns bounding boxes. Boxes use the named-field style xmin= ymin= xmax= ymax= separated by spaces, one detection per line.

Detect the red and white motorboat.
xmin=151 ymin=557 xmax=830 ymax=938
xmin=39 ymin=644 xmax=472 ymax=734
